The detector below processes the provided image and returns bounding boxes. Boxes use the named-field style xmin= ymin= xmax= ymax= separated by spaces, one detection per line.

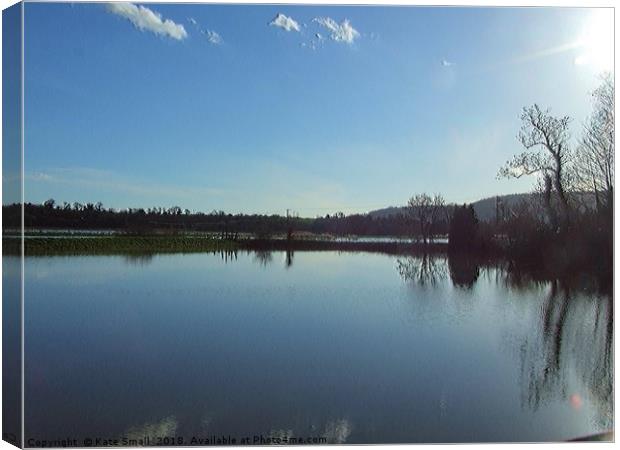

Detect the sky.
xmin=13 ymin=2 xmax=615 ymax=215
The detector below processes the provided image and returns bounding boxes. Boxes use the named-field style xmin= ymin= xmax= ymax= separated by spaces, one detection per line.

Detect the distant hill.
xmin=369 ymin=192 xmax=596 ymax=222
xmin=470 ymin=193 xmax=534 ymax=222
xmin=369 ymin=193 xmax=536 ymax=222
xmin=368 ymin=205 xmax=405 ymax=219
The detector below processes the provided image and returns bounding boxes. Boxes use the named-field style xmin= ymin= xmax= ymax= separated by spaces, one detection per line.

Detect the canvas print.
xmin=1 ymin=1 xmax=615 ymax=446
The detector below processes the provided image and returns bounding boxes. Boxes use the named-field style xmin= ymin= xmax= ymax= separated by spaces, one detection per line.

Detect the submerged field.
xmin=3 ymin=235 xmax=239 ymax=255
xmin=3 ymin=233 xmax=449 ymax=256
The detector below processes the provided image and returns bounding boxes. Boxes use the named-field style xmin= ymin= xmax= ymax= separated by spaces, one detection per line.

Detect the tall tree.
xmin=407 ymin=193 xmax=445 ymax=244
xmin=499 ymin=104 xmax=573 ymax=231
xmin=448 ymin=204 xmax=479 ymax=252
xmin=575 ymin=74 xmax=614 ymax=212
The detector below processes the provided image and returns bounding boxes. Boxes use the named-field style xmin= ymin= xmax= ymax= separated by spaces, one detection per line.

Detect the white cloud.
xmin=205 ymin=30 xmax=222 ymax=45
xmin=441 ymin=59 xmax=455 ymax=67
xmin=313 ymin=17 xmax=360 ymax=44
xmin=269 ymin=13 xmax=300 ymax=32
xmin=106 ymin=3 xmax=187 ymax=40
xmin=186 ymin=16 xmax=222 ymax=45
xmin=30 ymin=172 xmax=54 ymax=182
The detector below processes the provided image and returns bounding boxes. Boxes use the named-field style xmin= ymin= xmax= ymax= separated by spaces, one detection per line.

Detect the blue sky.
xmin=19 ymin=2 xmax=614 ymax=215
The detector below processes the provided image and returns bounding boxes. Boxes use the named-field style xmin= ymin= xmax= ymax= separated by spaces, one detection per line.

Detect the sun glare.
xmin=574 ymin=10 xmax=614 ymax=72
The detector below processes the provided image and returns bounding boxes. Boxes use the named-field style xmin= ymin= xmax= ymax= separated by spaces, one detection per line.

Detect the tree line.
xmin=2 ymin=200 xmax=421 ymax=237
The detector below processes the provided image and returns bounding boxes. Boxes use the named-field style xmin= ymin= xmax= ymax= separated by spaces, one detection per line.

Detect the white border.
xmin=0 ymin=2 xmax=616 ymax=450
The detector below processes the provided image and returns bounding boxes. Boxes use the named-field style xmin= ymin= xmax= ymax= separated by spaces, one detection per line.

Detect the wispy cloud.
xmin=26 ymin=168 xmax=226 ymax=202
xmin=204 ymin=29 xmax=222 ymax=45
xmin=106 ymin=3 xmax=187 ymax=40
xmin=186 ymin=16 xmax=223 ymax=45
xmin=25 ymin=166 xmax=352 ymax=215
xmin=441 ymin=59 xmax=455 ymax=67
xmin=29 ymin=172 xmax=54 ymax=182
xmin=269 ymin=13 xmax=300 ymax=32
xmin=313 ymin=17 xmax=360 ymax=44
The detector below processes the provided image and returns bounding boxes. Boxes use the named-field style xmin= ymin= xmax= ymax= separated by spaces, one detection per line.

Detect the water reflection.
xmin=285 ymin=249 xmax=294 ymax=269
xmin=396 ymin=254 xmax=448 ymax=287
xmin=124 ymin=416 xmax=178 ymax=442
xmin=122 ymin=254 xmax=155 ymax=267
xmin=253 ymin=250 xmax=274 ymax=267
xmin=219 ymin=249 xmax=238 ymax=263
xmin=322 ymin=418 xmax=352 ymax=444
xmin=494 ymin=263 xmax=554 ymax=293
xmin=266 ymin=418 xmax=352 ymax=444
xmin=396 ymin=253 xmax=486 ymax=289
xmin=447 ymin=255 xmax=480 ymax=288
xmin=21 ymin=251 xmax=613 ymax=442
xmin=250 ymin=249 xmax=295 ymax=269
xmin=395 ymin=253 xmax=613 ymax=431
xmin=119 ymin=249 xmax=298 ymax=269
xmin=121 ymin=249 xmax=241 ymax=267
xmin=518 ymin=280 xmax=613 ymax=428
xmin=118 ymin=416 xmax=352 ymax=445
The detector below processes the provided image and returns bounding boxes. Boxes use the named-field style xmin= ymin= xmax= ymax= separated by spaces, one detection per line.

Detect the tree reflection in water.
xmin=395 ymin=253 xmax=613 ymax=429
xmin=122 ymin=253 xmax=155 ymax=267
xmin=396 ymin=254 xmax=448 ymax=287
xmin=447 ymin=255 xmax=480 ymax=288
xmin=396 ymin=253 xmax=482 ymax=289
xmin=251 ymin=250 xmax=295 ymax=269
xmin=220 ymin=249 xmax=238 ymax=263
xmin=516 ymin=278 xmax=613 ymax=428
xmin=285 ymin=249 xmax=294 ymax=269
xmin=253 ymin=250 xmax=273 ymax=267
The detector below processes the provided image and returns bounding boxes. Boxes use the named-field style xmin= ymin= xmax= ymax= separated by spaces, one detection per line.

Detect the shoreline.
xmin=2 ymin=235 xmax=239 ymax=256
xmin=2 ymin=235 xmax=449 ymax=256
xmin=2 ymin=234 xmax=611 ymax=293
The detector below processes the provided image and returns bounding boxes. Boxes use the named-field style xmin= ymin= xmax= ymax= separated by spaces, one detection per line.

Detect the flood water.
xmin=11 ymin=251 xmax=613 ymax=444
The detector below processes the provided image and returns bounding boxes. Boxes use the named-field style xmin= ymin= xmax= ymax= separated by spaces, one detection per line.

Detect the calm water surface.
xmin=14 ymin=251 xmax=613 ymax=444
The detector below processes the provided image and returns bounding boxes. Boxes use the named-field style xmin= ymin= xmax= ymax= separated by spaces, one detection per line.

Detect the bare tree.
xmin=407 ymin=193 xmax=445 ymax=244
xmin=575 ymin=74 xmax=614 ymax=212
xmin=499 ymin=105 xmax=573 ymax=231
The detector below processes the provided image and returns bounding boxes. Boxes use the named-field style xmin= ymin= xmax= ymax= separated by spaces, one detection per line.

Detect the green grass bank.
xmin=3 ymin=235 xmax=239 ymax=256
